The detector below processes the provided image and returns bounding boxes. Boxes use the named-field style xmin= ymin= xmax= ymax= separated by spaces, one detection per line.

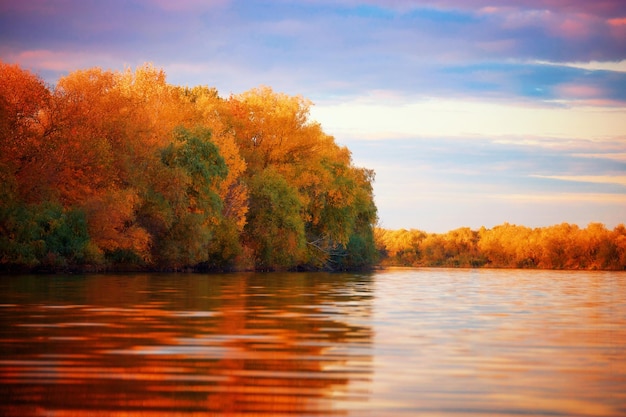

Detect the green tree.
xmin=0 ymin=201 xmax=91 ymax=270
xmin=330 ymin=167 xmax=378 ymax=270
xmin=138 ymin=127 xmax=227 ymax=269
xmin=244 ymin=168 xmax=305 ymax=270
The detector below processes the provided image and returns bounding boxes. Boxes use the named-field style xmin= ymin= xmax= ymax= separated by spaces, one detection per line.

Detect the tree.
xmin=611 ymin=224 xmax=626 ymax=269
xmin=244 ymin=168 xmax=305 ymax=270
xmin=0 ymin=62 xmax=56 ymax=203
xmin=1 ymin=62 xmax=380 ymax=272
xmin=223 ymin=87 xmax=378 ymax=270
xmin=0 ymin=201 xmax=91 ymax=270
xmin=82 ymin=189 xmax=151 ymax=264
xmin=329 ymin=167 xmax=378 ymax=270
xmin=138 ymin=127 xmax=227 ymax=269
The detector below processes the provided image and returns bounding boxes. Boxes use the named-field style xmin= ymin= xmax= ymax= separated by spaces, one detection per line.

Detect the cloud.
xmin=533 ymin=59 xmax=626 ymax=73
xmin=339 ymin=132 xmax=626 ymax=231
xmin=311 ymin=94 xmax=626 ymax=140
xmin=555 ymin=83 xmax=606 ymax=101
xmin=571 ymin=152 xmax=626 ymax=163
xmin=1 ymin=49 xmax=122 ymax=73
xmin=609 ymin=17 xmax=626 ymax=26
xmin=296 ymin=0 xmax=626 ymax=18
xmin=493 ymin=192 xmax=626 ymax=205
xmin=530 ymin=175 xmax=626 ymax=187
xmin=412 ymin=1 xmax=626 ymax=18
xmin=2 ymin=0 xmax=625 ymax=105
xmin=309 ymin=1 xmax=626 ymax=59
xmin=144 ymin=0 xmax=230 ymax=12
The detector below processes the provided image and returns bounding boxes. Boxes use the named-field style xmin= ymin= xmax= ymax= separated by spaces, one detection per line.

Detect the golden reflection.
xmin=366 ymin=269 xmax=626 ymax=417
xmin=0 ymin=273 xmax=373 ymax=416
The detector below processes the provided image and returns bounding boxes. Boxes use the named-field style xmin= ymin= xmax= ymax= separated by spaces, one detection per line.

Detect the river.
xmin=0 ymin=268 xmax=624 ymax=416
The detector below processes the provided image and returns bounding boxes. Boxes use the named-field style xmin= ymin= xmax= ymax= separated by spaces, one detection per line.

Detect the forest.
xmin=376 ymin=223 xmax=626 ymax=270
xmin=2 ymin=62 xmax=624 ymax=273
xmin=0 ymin=62 xmax=377 ymax=272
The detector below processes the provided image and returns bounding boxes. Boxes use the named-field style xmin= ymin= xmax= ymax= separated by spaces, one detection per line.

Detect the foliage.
xmin=376 ymin=222 xmax=626 ymax=270
xmin=0 ymin=201 xmax=91 ymax=270
xmin=0 ymin=62 xmax=378 ymax=272
xmin=244 ymin=168 xmax=306 ymax=270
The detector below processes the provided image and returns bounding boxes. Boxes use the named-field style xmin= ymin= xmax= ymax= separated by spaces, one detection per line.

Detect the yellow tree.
xmin=478 ymin=224 xmax=514 ymax=267
xmin=612 ymin=224 xmax=626 ymax=269
xmin=224 ymin=87 xmax=377 ymax=269
xmin=185 ymin=87 xmax=248 ymax=226
xmin=536 ymin=223 xmax=580 ymax=269
xmin=226 ymin=87 xmax=316 ymax=173
xmin=578 ymin=223 xmax=608 ymax=269
xmin=180 ymin=86 xmax=249 ymax=267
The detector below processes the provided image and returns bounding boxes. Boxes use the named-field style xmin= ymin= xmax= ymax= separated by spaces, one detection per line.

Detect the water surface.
xmin=0 ymin=269 xmax=624 ymax=416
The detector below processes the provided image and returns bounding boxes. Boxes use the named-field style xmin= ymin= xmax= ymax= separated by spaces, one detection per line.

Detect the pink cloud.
xmin=299 ymin=0 xmax=626 ymax=17
xmin=500 ymin=8 xmax=552 ymax=30
xmin=608 ymin=17 xmax=626 ymax=26
xmin=5 ymin=50 xmax=77 ymax=72
xmin=552 ymin=83 xmax=622 ymax=105
xmin=557 ymin=83 xmax=603 ymax=98
xmin=607 ymin=17 xmax=626 ymax=39
xmin=377 ymin=0 xmax=621 ymax=43
xmin=479 ymin=6 xmax=499 ymax=14
xmin=552 ymin=14 xmax=595 ymax=38
xmin=2 ymin=49 xmax=121 ymax=74
xmin=426 ymin=1 xmax=626 ymax=18
xmin=144 ymin=0 xmax=230 ymax=12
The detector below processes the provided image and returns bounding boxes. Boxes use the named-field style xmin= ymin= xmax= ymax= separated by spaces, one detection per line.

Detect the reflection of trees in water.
xmin=205 ymin=273 xmax=374 ymax=414
xmin=0 ymin=273 xmax=374 ymax=415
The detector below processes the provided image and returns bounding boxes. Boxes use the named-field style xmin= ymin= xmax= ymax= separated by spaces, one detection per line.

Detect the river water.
xmin=0 ymin=268 xmax=624 ymax=416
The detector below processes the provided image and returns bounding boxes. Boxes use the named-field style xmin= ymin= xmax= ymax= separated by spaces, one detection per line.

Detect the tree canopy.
xmin=376 ymin=223 xmax=626 ymax=270
xmin=0 ymin=62 xmax=378 ymax=272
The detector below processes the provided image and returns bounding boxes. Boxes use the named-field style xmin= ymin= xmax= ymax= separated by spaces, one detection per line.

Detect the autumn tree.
xmin=179 ymin=86 xmax=249 ymax=269
xmin=243 ymin=167 xmax=305 ymax=270
xmin=2 ymin=62 xmax=380 ymax=271
xmin=0 ymin=62 xmax=55 ymax=203
xmin=328 ymin=166 xmax=378 ymax=270
xmin=376 ymin=222 xmax=625 ymax=270
xmin=49 ymin=67 xmax=153 ymax=264
xmin=610 ymin=224 xmax=626 ymax=269
xmin=136 ymin=127 xmax=227 ymax=269
xmin=225 ymin=87 xmax=378 ymax=270
xmin=0 ymin=63 xmax=96 ymax=270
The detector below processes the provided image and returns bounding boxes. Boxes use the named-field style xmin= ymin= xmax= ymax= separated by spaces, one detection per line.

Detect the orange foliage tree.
xmin=1 ymin=62 xmax=378 ymax=272
xmin=224 ymin=87 xmax=378 ymax=270
xmin=376 ymin=222 xmax=626 ymax=270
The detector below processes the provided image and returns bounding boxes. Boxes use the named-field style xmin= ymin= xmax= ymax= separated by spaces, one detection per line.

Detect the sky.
xmin=1 ymin=0 xmax=625 ymax=232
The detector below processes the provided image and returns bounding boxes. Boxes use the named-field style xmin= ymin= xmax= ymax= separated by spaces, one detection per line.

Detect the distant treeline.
xmin=0 ymin=62 xmax=377 ymax=272
xmin=376 ymin=223 xmax=626 ymax=270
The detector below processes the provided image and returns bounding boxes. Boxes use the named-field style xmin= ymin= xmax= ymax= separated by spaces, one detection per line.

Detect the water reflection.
xmin=0 ymin=273 xmax=374 ymax=416
xmin=1 ymin=269 xmax=625 ymax=416
xmin=369 ymin=268 xmax=626 ymax=417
